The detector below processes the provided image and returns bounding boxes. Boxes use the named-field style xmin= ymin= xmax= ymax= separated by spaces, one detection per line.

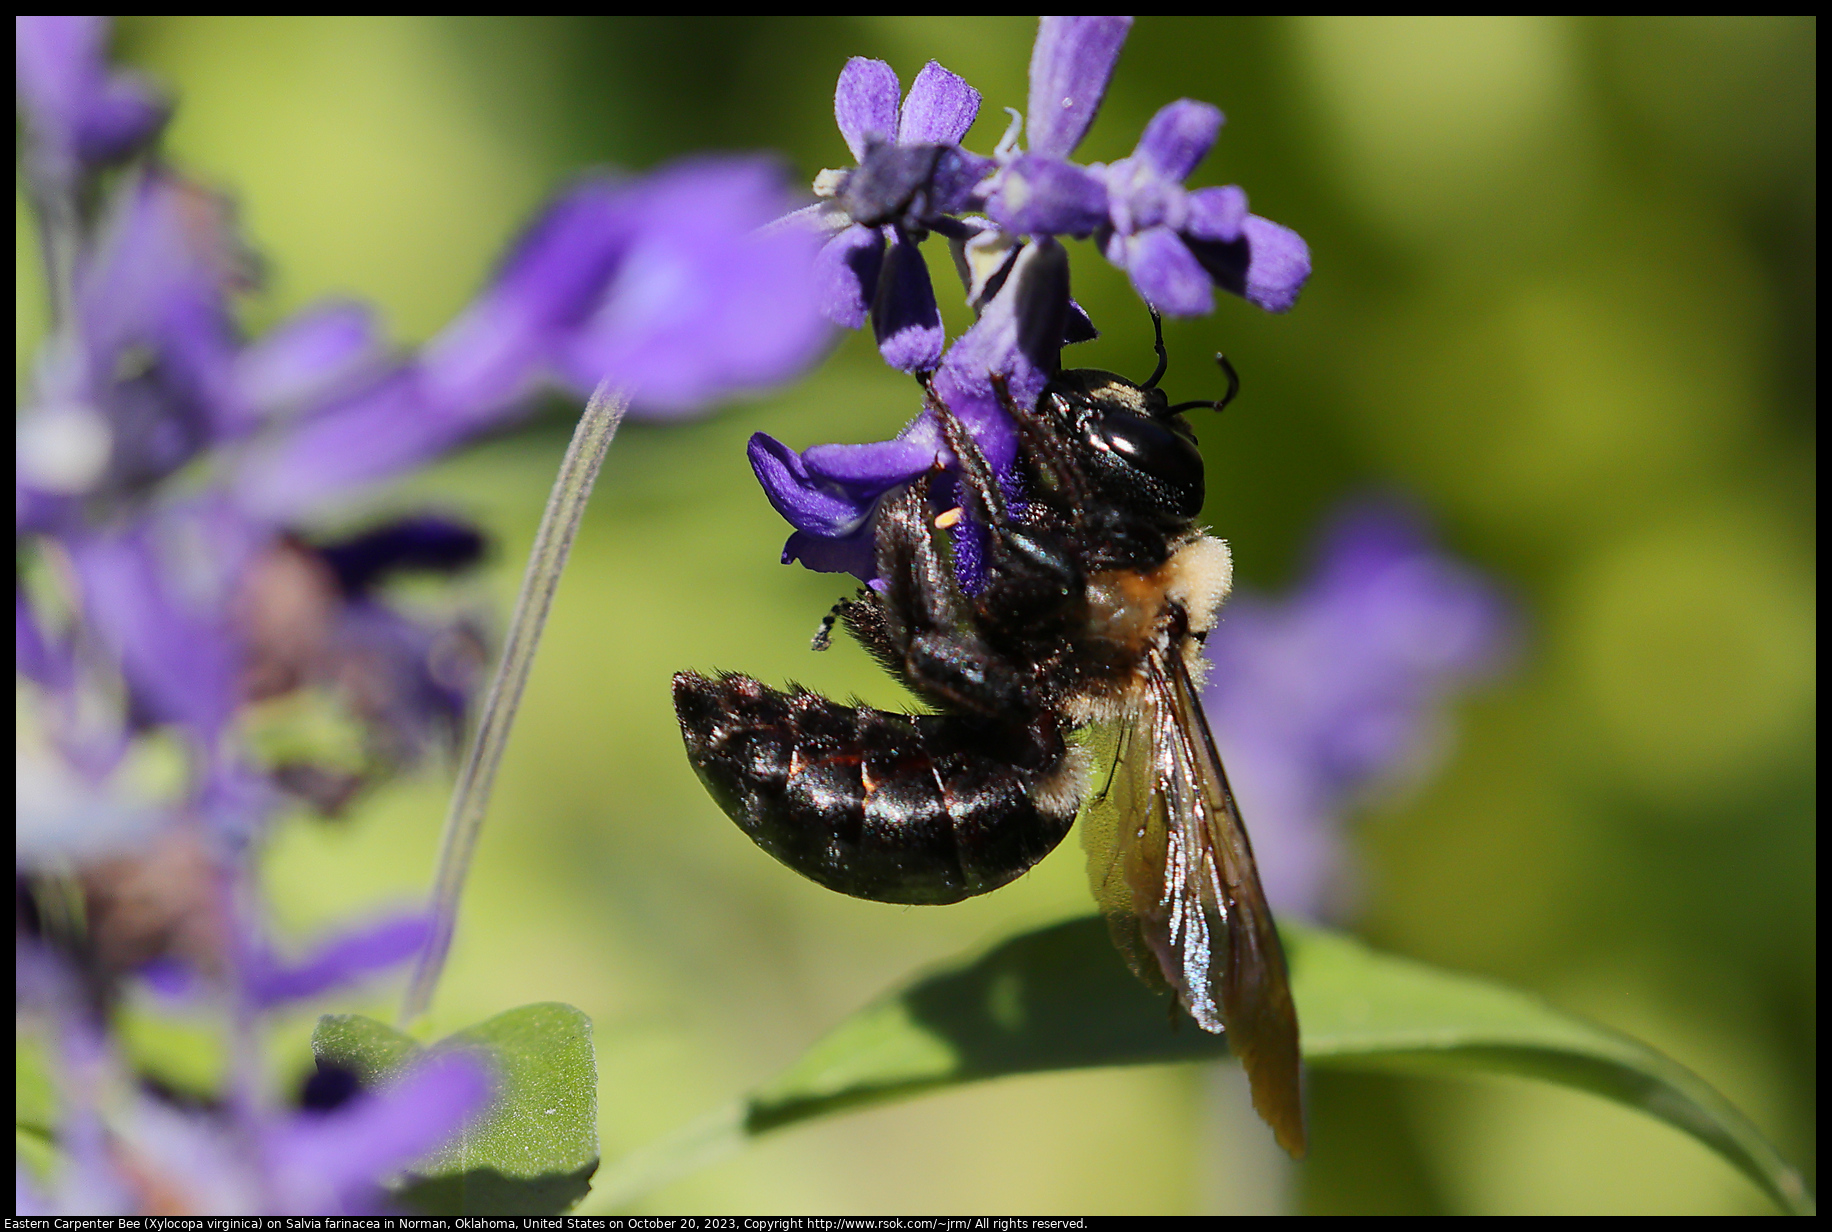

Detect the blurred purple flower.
xmin=18 ymin=172 xmax=252 ymax=526
xmin=792 ymin=57 xmax=991 ymax=371
xmin=59 ymin=497 xmax=257 ymax=748
xmin=15 ymin=15 xmax=168 ymax=190
xmin=242 ymin=912 xmax=433 ymax=1010
xmin=752 ymin=237 xmax=1072 ymax=584
xmin=235 ymin=157 xmax=831 ymax=517
xmin=1203 ymin=499 xmax=1513 ymax=920
xmin=981 ymin=17 xmax=1310 ymax=315
xmin=19 ymin=1040 xmax=492 ymax=1215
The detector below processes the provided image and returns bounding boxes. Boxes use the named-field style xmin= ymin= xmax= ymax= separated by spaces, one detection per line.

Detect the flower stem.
xmin=400 ymin=383 xmax=629 ymax=1026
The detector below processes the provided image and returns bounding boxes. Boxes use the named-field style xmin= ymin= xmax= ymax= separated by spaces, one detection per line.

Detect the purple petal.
xmin=1134 ymin=99 xmax=1223 ymax=182
xmin=983 ymin=155 xmax=1109 ymax=238
xmin=802 ymin=425 xmax=946 ymax=489
xmin=231 ymin=370 xmax=450 ymax=520
xmin=749 ymin=432 xmax=881 ymax=541
xmin=136 ymin=956 xmax=201 ymax=1001
xmin=834 ymin=57 xmax=901 ymax=160
xmin=74 ymin=173 xmax=227 ymax=365
xmin=761 ymin=418 xmax=949 ymax=584
xmin=64 ymin=518 xmax=247 ymax=743
xmin=1184 ymin=185 xmax=1248 ymax=244
xmin=872 ymin=230 xmax=945 ymax=372
xmin=814 ymin=224 xmax=884 ymax=329
xmin=1123 ymin=228 xmax=1215 ymax=317
xmin=275 ymin=1052 xmax=493 ymax=1212
xmin=233 ymin=301 xmax=388 ymax=422
xmin=1026 ymin=16 xmax=1132 ymax=159
xmin=782 ymin=527 xmax=880 ymax=581
xmin=423 ymin=158 xmax=830 ymax=426
xmin=1184 ymin=212 xmax=1312 ymax=314
xmin=558 ymin=157 xmax=830 ymax=415
xmin=899 ymin=61 xmax=981 ymax=146
xmin=244 ymin=913 xmax=432 ymax=1009
xmin=1102 ymin=155 xmax=1183 ymax=235
xmin=1307 ymin=501 xmax=1514 ymax=682
xmin=420 ymin=177 xmax=636 ymax=423
xmin=74 ymin=74 xmax=166 ymax=164
xmin=1237 ymin=213 xmax=1312 ymax=313
xmin=60 ymin=172 xmax=248 ymax=452
xmin=14 ymin=16 xmax=109 ymax=121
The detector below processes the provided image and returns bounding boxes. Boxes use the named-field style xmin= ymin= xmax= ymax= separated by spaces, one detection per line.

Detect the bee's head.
xmin=1040 ymin=369 xmax=1203 ymax=522
xmin=1037 ymin=312 xmax=1239 ymax=525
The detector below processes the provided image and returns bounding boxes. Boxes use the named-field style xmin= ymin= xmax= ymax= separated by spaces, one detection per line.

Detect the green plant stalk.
xmin=401 ymin=384 xmax=629 ymax=1026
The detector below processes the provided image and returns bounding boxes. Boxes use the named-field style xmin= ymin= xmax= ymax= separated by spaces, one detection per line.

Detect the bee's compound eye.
xmin=1091 ymin=413 xmax=1205 ymax=519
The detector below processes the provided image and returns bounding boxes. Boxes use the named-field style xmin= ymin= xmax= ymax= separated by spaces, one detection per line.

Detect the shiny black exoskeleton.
xmin=673 ymin=320 xmax=1235 ymax=905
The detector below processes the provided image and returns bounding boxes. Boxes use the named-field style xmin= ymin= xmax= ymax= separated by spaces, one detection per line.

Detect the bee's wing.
xmin=1078 ymin=711 xmax=1174 ymax=998
xmin=1080 ymin=648 xmax=1306 ymax=1157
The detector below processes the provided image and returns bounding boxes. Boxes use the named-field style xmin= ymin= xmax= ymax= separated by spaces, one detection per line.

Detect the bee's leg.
xmin=920 ymin=375 xmax=1011 ymax=529
xmin=862 ymin=461 xmax=1044 ymax=721
xmin=811 ymin=600 xmax=846 ymax=651
xmin=925 ymin=384 xmax=1087 ymax=642
xmin=836 ymin=592 xmax=906 ymax=680
xmin=872 ymin=466 xmax=969 ymax=644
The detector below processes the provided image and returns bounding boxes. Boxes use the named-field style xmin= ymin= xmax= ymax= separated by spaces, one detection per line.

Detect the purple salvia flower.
xmin=555 ymin=158 xmax=831 ymax=409
xmin=15 ymin=16 xmax=168 ymax=191
xmin=1203 ymin=499 xmax=1512 ymax=920
xmin=1097 ymin=100 xmax=1311 ymax=315
xmin=799 ymin=58 xmax=991 ymax=371
xmin=751 ymin=238 xmax=1071 ymax=585
xmin=981 ymin=17 xmax=1310 ymax=315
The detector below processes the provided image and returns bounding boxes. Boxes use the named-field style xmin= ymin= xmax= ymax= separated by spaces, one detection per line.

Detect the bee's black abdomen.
xmin=672 ymin=671 xmax=1077 ymax=905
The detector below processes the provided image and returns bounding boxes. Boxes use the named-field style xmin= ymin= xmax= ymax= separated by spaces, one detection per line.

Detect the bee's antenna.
xmin=1167 ymin=354 xmax=1240 ymax=417
xmin=1143 ymin=306 xmax=1170 ymax=390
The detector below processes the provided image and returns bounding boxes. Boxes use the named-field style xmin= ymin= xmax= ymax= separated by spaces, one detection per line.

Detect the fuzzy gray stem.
xmin=401 ymin=383 xmax=629 ymax=1025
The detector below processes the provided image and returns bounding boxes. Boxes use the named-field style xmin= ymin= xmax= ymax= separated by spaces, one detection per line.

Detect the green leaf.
xmin=311 ymin=1013 xmax=423 ymax=1084
xmin=596 ymin=919 xmax=1812 ymax=1215
xmin=312 ymin=1001 xmax=598 ymax=1215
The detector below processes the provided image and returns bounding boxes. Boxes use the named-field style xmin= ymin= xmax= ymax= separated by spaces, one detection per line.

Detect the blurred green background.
xmin=18 ymin=16 xmax=1813 ymax=1215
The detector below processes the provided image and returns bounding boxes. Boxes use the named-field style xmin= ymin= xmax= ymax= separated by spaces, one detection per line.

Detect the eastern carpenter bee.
xmin=672 ymin=317 xmax=1304 ymax=1156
